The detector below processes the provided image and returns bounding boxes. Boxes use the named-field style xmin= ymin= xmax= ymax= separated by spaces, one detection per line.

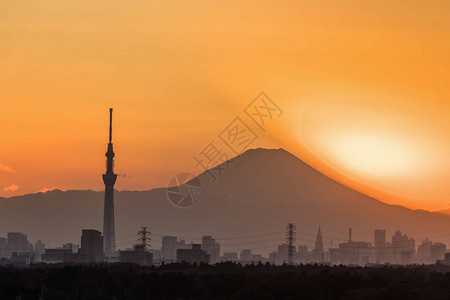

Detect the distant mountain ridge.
xmin=1 ymin=148 xmax=449 ymax=255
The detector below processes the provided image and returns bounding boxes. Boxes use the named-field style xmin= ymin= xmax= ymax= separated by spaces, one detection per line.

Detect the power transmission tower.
xmin=137 ymin=227 xmax=151 ymax=250
xmin=286 ymin=223 xmax=296 ymax=265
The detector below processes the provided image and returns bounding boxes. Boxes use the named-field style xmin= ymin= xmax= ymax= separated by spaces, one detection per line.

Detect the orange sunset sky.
xmin=1 ymin=0 xmax=449 ymax=211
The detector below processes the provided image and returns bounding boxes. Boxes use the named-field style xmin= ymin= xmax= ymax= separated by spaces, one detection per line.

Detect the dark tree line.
xmin=1 ymin=262 xmax=450 ymax=299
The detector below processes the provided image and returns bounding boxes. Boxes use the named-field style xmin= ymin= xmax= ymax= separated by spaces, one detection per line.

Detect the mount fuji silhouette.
xmin=1 ymin=148 xmax=449 ymax=254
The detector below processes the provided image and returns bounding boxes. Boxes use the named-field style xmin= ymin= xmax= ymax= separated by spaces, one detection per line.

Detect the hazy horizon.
xmin=0 ymin=146 xmax=449 ymax=216
xmin=1 ymin=147 xmax=450 ymax=259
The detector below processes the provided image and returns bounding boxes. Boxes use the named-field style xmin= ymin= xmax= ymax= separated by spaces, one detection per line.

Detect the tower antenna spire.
xmin=109 ymin=108 xmax=113 ymax=143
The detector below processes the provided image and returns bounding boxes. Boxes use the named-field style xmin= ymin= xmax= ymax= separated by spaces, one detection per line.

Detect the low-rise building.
xmin=177 ymin=244 xmax=210 ymax=264
xmin=221 ymin=252 xmax=238 ymax=262
xmin=119 ymin=245 xmax=153 ymax=266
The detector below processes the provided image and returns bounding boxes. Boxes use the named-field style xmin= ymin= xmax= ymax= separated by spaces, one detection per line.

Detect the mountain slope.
xmin=0 ymin=148 xmax=449 ymax=255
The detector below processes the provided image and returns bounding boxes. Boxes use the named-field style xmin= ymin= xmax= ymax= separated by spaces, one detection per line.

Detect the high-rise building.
xmin=313 ymin=226 xmax=324 ymax=262
xmin=297 ymin=245 xmax=308 ymax=263
xmin=0 ymin=238 xmax=7 ymax=258
xmin=417 ymin=239 xmax=433 ymax=264
xmin=201 ymin=236 xmax=221 ymax=264
xmin=334 ymin=229 xmax=373 ymax=265
xmin=80 ymin=229 xmax=104 ymax=263
xmin=161 ymin=236 xmax=190 ymax=263
xmin=338 ymin=240 xmax=372 ymax=265
xmin=417 ymin=239 xmax=446 ymax=264
xmin=430 ymin=242 xmax=446 ymax=263
xmin=7 ymin=232 xmax=32 ymax=256
xmin=103 ymin=108 xmax=118 ymax=258
xmin=34 ymin=240 xmax=46 ymax=263
xmin=275 ymin=243 xmax=289 ymax=265
xmin=374 ymin=230 xmax=386 ymax=246
xmin=373 ymin=229 xmax=392 ymax=264
xmin=392 ymin=230 xmax=415 ymax=264
xmin=35 ymin=240 xmax=45 ymax=253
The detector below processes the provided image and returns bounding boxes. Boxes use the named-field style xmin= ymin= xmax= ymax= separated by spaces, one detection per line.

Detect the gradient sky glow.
xmin=1 ymin=0 xmax=449 ymax=211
